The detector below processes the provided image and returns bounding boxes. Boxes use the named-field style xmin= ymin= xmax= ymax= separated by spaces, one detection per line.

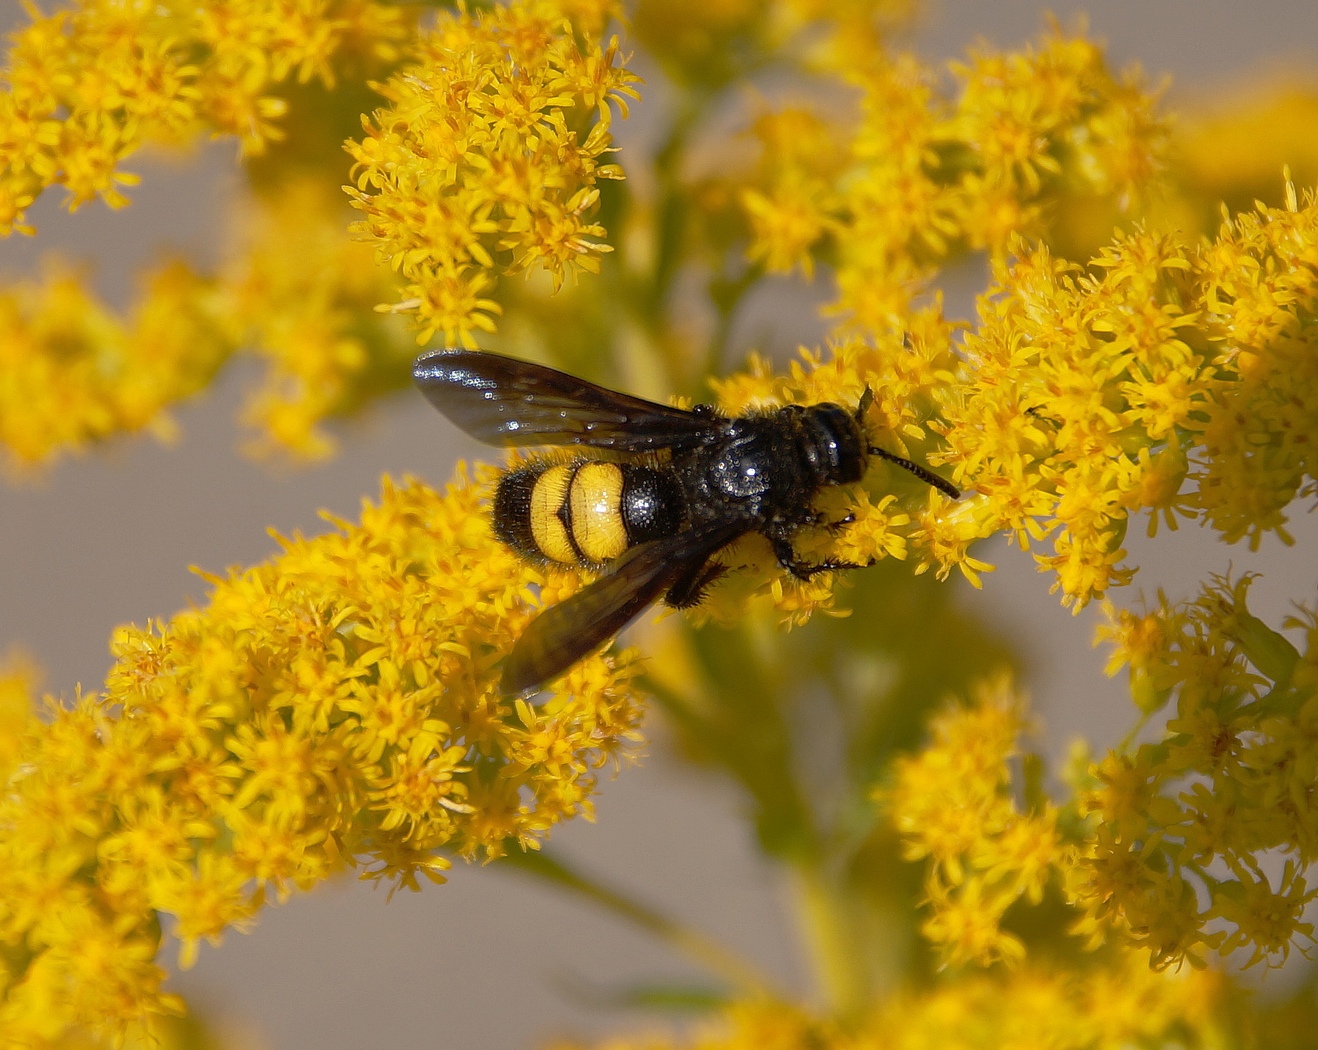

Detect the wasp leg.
xmin=801 ymin=509 xmax=855 ymax=529
xmin=768 ymin=536 xmax=872 ymax=580
xmin=665 ymin=559 xmax=727 ymax=608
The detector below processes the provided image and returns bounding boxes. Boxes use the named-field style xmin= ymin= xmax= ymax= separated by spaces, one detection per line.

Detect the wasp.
xmin=413 ymin=350 xmax=960 ymax=696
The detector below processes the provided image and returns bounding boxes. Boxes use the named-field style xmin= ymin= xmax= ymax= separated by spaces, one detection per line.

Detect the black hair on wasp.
xmin=413 ymin=349 xmax=960 ymax=697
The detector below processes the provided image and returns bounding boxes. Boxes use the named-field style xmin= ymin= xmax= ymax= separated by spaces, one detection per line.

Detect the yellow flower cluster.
xmin=739 ymin=108 xmax=843 ymax=281
xmin=871 ymin=189 xmax=1317 ymax=973
xmin=933 ymin=185 xmax=1318 ymax=608
xmin=883 ymin=575 xmax=1318 ymax=973
xmin=626 ymin=179 xmax=1314 ymax=628
xmin=735 ymin=28 xmax=1167 ymax=332
xmin=862 ymin=955 xmax=1221 ymax=1050
xmin=1194 ymin=184 xmax=1318 ymax=546
xmin=5 ymin=0 xmax=1318 ymax=1040
xmin=222 ymin=180 xmax=415 ymax=461
xmin=0 ymin=0 xmax=413 ymax=233
xmin=1079 ymin=575 xmax=1318 ymax=970
xmin=0 ymin=654 xmax=37 ymax=780
xmin=885 ymin=677 xmax=1059 ymax=968
xmin=0 ymin=179 xmax=415 ymax=473
xmin=344 ymin=0 xmax=639 ymax=347
xmin=547 ymin=955 xmax=1221 ymax=1050
xmin=0 ymin=259 xmax=228 ymax=473
xmin=712 ymin=39 xmax=1312 ymax=619
xmin=631 ymin=0 xmax=914 ymax=92
xmin=0 ymin=474 xmax=643 ymax=1039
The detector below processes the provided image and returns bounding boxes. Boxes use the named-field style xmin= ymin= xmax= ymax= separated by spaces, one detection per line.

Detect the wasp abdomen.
xmin=494 ymin=460 xmax=686 ymax=568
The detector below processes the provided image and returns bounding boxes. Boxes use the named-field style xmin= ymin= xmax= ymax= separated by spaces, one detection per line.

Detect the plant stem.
xmin=501 ymin=847 xmax=781 ymax=998
xmin=790 ymin=860 xmax=871 ymax=1022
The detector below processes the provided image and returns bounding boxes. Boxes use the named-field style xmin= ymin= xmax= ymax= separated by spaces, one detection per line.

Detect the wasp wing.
xmin=413 ymin=349 xmax=721 ymax=453
xmin=502 ymin=520 xmax=745 ymax=696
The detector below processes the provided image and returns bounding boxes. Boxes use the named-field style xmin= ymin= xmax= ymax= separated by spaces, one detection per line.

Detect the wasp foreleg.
xmin=665 ymin=559 xmax=728 ymax=608
xmin=768 ymin=536 xmax=872 ymax=580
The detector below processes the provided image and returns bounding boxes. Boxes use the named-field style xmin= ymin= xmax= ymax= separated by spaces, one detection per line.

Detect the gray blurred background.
xmin=2 ymin=1 xmax=1317 ymax=1046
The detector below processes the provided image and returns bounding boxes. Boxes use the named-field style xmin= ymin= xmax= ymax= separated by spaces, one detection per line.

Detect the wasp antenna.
xmin=869 ymin=447 xmax=961 ymax=499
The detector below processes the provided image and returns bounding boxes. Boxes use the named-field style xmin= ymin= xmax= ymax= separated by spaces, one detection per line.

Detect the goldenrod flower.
xmin=1074 ymin=574 xmax=1318 ymax=970
xmin=344 ymin=0 xmax=639 ymax=347
xmin=885 ymin=677 xmax=1059 ymax=968
xmin=0 ymin=474 xmax=643 ymax=1037
xmin=0 ymin=259 xmax=226 ymax=473
xmin=4 ymin=0 xmax=1318 ymax=1044
xmin=1176 ymin=79 xmax=1318 ymax=221
xmin=546 ymin=955 xmax=1223 ymax=1049
xmin=933 ymin=185 xmax=1318 ymax=609
xmin=223 ymin=179 xmax=416 ymax=460
xmin=740 ymin=108 xmax=845 ymax=279
xmin=0 ymin=180 xmax=412 ymax=472
xmin=724 ymin=28 xmax=1170 ymax=338
xmin=886 ymin=575 xmax=1318 ymax=975
xmin=0 ymin=654 xmax=38 ymax=781
xmin=0 ymin=0 xmax=414 ymax=233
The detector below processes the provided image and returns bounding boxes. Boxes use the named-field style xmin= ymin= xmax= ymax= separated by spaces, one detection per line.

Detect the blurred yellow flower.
xmin=0 ymin=259 xmax=225 ymax=472
xmin=885 ymin=677 xmax=1059 ymax=968
xmin=547 ymin=955 xmax=1224 ymax=1049
xmin=0 ymin=0 xmax=414 ymax=233
xmin=0 ymin=179 xmax=415 ymax=472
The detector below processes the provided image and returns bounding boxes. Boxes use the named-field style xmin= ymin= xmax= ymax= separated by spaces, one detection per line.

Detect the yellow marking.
xmin=530 ymin=464 xmax=576 ymax=564
xmin=570 ymin=462 xmax=628 ymax=562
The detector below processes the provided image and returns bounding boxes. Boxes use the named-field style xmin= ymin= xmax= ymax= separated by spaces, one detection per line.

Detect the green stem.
xmin=648 ymin=89 xmax=705 ymax=322
xmin=500 ymin=847 xmax=780 ymax=998
xmin=637 ymin=85 xmax=720 ymax=397
xmin=705 ymin=261 xmax=765 ymax=380
xmin=1116 ymin=709 xmax=1154 ymax=753
xmin=790 ymin=860 xmax=871 ymax=1021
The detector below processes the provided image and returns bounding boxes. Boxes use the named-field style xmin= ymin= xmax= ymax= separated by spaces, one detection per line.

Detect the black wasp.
xmin=413 ymin=349 xmax=960 ymax=696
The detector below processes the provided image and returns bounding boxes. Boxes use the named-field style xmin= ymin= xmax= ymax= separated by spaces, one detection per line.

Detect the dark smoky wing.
xmin=413 ymin=349 xmax=721 ymax=452
xmin=501 ymin=520 xmax=744 ymax=696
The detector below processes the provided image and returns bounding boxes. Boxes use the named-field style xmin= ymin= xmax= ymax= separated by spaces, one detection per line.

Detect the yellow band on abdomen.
xmin=530 ymin=464 xmax=577 ymax=564
xmin=570 ymin=462 xmax=628 ymax=563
